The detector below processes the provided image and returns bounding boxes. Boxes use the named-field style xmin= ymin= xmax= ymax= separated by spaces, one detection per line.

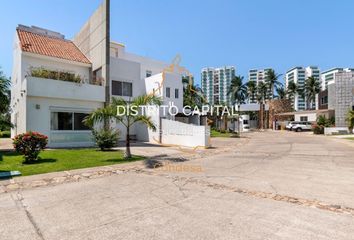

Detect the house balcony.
xmin=25 ymin=77 xmax=105 ymax=102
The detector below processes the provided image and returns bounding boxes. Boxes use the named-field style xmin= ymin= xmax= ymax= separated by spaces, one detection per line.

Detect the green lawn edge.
xmin=0 ymin=148 xmax=145 ymax=176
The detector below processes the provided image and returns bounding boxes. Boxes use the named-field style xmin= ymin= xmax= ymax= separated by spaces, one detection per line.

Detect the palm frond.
xmin=132 ymin=115 xmax=157 ymax=131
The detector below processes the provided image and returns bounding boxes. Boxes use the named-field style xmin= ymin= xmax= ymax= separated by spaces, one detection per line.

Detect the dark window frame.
xmin=112 ymin=80 xmax=132 ymax=97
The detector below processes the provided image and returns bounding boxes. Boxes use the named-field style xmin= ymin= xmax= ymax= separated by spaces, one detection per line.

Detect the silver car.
xmin=291 ymin=122 xmax=313 ymax=132
xmin=285 ymin=121 xmax=299 ymax=131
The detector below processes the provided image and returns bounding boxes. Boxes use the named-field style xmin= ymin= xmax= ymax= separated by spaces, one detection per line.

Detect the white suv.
xmin=286 ymin=121 xmax=299 ymax=131
xmin=291 ymin=122 xmax=313 ymax=132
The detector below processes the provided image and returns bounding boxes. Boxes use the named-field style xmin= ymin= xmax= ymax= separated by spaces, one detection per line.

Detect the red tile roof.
xmin=17 ymin=29 xmax=91 ymax=64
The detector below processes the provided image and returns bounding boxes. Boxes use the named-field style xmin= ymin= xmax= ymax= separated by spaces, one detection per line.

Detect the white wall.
xmin=145 ymin=72 xmax=183 ymax=112
xmin=26 ymin=77 xmax=105 ymax=102
xmin=161 ymin=119 xmax=210 ymax=148
xmin=294 ymin=113 xmax=317 ymax=122
xmin=26 ymin=96 xmax=103 ymax=147
xmin=22 ymin=54 xmax=90 ymax=82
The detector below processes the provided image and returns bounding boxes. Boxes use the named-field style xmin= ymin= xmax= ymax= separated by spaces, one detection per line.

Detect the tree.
xmin=256 ymin=81 xmax=268 ymax=129
xmin=346 ymin=110 xmax=354 ymax=133
xmin=265 ymin=69 xmax=282 ymax=99
xmin=85 ymin=94 xmax=162 ymax=158
xmin=246 ymin=81 xmax=257 ymax=103
xmin=304 ymin=76 xmax=321 ymax=110
xmin=182 ymin=76 xmax=205 ymax=108
xmin=275 ymin=86 xmax=286 ymax=99
xmin=286 ymin=81 xmax=297 ymax=103
xmin=0 ymin=68 xmax=11 ymax=130
xmin=228 ymin=76 xmax=247 ymax=133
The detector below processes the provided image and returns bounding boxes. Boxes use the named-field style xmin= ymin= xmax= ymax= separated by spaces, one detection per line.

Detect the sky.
xmin=1 ymin=0 xmax=354 ymax=86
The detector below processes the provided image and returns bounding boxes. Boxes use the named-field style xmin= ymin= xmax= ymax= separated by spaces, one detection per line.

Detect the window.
xmin=243 ymin=120 xmax=249 ymax=124
xmin=112 ymin=80 xmax=132 ymax=97
xmin=146 ymin=70 xmax=152 ymax=78
xmin=321 ymin=96 xmax=328 ymax=105
xmin=300 ymin=116 xmax=308 ymax=122
xmin=93 ymin=68 xmax=102 ymax=81
xmin=74 ymin=113 xmax=90 ymax=130
xmin=166 ymin=87 xmax=170 ymax=98
xmin=175 ymin=89 xmax=179 ymax=98
xmin=51 ymin=112 xmax=89 ymax=131
xmin=51 ymin=112 xmax=72 ymax=130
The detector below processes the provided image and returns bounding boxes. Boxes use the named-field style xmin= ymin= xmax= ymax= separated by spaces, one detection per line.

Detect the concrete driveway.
xmin=1 ymin=131 xmax=354 ymax=240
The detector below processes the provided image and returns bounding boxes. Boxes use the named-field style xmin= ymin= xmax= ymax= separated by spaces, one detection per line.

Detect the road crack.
xmin=11 ymin=191 xmax=45 ymax=240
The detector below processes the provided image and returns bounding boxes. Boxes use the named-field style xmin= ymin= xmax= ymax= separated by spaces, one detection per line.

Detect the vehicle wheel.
xmin=296 ymin=128 xmax=302 ymax=132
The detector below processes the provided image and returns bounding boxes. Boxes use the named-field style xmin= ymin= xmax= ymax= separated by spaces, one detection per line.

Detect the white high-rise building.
xmin=248 ymin=68 xmax=273 ymax=85
xmin=321 ymin=68 xmax=354 ymax=90
xmin=201 ymin=66 xmax=235 ymax=105
xmin=285 ymin=66 xmax=320 ymax=111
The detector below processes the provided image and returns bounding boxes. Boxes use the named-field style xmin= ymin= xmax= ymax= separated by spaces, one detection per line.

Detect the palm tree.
xmin=286 ymin=81 xmax=301 ymax=109
xmin=265 ymin=69 xmax=282 ymax=99
xmin=275 ymin=86 xmax=286 ymax=99
xmin=246 ymin=81 xmax=257 ymax=103
xmin=85 ymin=94 xmax=162 ymax=158
xmin=346 ymin=110 xmax=354 ymax=133
xmin=304 ymin=76 xmax=321 ymax=110
xmin=256 ymin=82 xmax=268 ymax=129
xmin=228 ymin=76 xmax=247 ymax=133
xmin=182 ymin=76 xmax=205 ymax=108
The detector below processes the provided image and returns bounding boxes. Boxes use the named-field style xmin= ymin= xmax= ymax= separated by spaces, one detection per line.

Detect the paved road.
xmin=1 ymin=131 xmax=354 ymax=240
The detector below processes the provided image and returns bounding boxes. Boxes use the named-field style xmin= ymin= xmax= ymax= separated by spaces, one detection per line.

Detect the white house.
xmin=11 ymin=23 xmax=210 ymax=148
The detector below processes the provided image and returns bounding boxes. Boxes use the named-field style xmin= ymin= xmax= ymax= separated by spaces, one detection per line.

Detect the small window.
xmin=112 ymin=80 xmax=132 ymax=97
xmin=93 ymin=68 xmax=102 ymax=81
xmin=146 ymin=70 xmax=152 ymax=78
xmin=243 ymin=120 xmax=249 ymax=124
xmin=175 ymin=89 xmax=179 ymax=98
xmin=51 ymin=112 xmax=90 ymax=131
xmin=122 ymin=82 xmax=132 ymax=96
xmin=112 ymin=81 xmax=122 ymax=96
xmin=300 ymin=116 xmax=308 ymax=122
xmin=166 ymin=87 xmax=170 ymax=98
xmin=51 ymin=112 xmax=73 ymax=130
xmin=74 ymin=113 xmax=90 ymax=130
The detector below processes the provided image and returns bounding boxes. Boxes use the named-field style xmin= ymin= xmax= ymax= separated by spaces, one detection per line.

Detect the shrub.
xmin=0 ymin=130 xmax=10 ymax=138
xmin=30 ymin=67 xmax=82 ymax=83
xmin=13 ymin=131 xmax=48 ymax=163
xmin=92 ymin=128 xmax=119 ymax=151
xmin=219 ymin=130 xmax=226 ymax=133
xmin=312 ymin=124 xmax=324 ymax=135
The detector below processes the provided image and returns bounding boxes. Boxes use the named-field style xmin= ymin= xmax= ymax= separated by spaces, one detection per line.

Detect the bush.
xmin=92 ymin=128 xmax=119 ymax=151
xmin=13 ymin=131 xmax=48 ymax=163
xmin=30 ymin=67 xmax=82 ymax=83
xmin=312 ymin=124 xmax=324 ymax=135
xmin=0 ymin=130 xmax=10 ymax=138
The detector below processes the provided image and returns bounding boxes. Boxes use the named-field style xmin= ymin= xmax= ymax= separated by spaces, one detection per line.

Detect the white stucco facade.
xmin=11 ymin=25 xmax=209 ymax=148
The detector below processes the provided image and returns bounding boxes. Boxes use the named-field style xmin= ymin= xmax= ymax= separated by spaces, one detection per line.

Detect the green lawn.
xmin=211 ymin=129 xmax=238 ymax=138
xmin=345 ymin=137 xmax=354 ymax=141
xmin=0 ymin=148 xmax=144 ymax=176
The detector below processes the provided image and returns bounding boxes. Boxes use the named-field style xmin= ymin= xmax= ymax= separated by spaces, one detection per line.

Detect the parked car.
xmin=291 ymin=122 xmax=313 ymax=132
xmin=285 ymin=121 xmax=299 ymax=131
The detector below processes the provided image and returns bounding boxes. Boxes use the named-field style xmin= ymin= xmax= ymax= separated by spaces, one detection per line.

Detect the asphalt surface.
xmin=1 ymin=131 xmax=354 ymax=240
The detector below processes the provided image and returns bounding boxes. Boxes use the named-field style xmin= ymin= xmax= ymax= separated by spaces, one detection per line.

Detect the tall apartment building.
xmin=201 ymin=66 xmax=235 ymax=105
xmin=248 ymin=68 xmax=272 ymax=84
xmin=321 ymin=68 xmax=354 ymax=90
xmin=285 ymin=66 xmax=320 ymax=111
xmin=248 ymin=68 xmax=273 ymax=103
